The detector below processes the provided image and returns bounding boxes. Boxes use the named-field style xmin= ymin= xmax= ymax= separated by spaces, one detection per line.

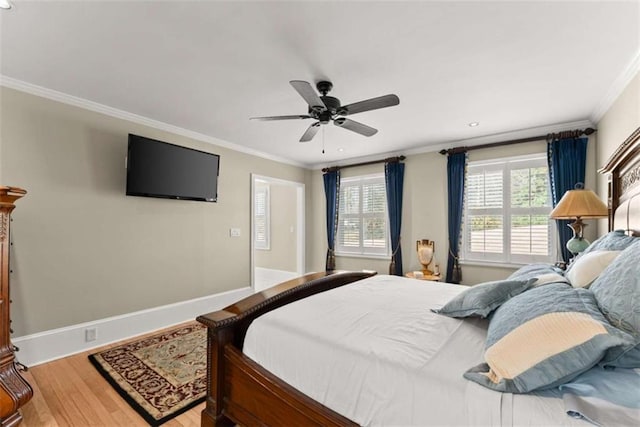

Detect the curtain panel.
xmin=547 ymin=137 xmax=588 ymax=263
xmin=323 ymin=170 xmax=340 ymax=271
xmin=385 ymin=162 xmax=405 ymax=276
xmin=446 ymin=152 xmax=466 ymax=283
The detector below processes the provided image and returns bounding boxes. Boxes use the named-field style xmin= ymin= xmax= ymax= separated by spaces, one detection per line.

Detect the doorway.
xmin=251 ymin=174 xmax=305 ymax=292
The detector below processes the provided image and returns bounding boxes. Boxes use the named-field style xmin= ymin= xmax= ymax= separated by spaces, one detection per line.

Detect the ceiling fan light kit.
xmin=251 ymin=80 xmax=399 ymax=142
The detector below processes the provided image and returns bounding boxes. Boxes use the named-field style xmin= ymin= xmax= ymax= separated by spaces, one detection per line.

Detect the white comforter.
xmin=243 ymin=274 xmax=586 ymax=426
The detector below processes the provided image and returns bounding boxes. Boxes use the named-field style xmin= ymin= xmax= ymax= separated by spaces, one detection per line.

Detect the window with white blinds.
xmin=254 ymin=184 xmax=270 ymax=250
xmin=336 ymin=174 xmax=390 ymax=257
xmin=462 ymin=154 xmax=556 ymax=265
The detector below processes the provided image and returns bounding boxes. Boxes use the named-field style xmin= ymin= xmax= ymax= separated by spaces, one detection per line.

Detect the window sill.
xmin=459 ymin=260 xmax=525 ymax=269
xmin=336 ymin=252 xmax=390 ymax=260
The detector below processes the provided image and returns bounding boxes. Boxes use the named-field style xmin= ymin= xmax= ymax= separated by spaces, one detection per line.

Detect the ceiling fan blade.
xmin=300 ymin=122 xmax=321 ymax=142
xmin=250 ymin=115 xmax=311 ymax=121
xmin=334 ymin=118 xmax=378 ymax=137
xmin=290 ymin=80 xmax=326 ymax=110
xmin=339 ymin=94 xmax=400 ymax=116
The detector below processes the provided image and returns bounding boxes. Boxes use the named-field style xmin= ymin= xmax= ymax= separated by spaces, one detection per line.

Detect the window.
xmin=336 ymin=174 xmax=390 ymax=257
xmin=254 ymin=184 xmax=270 ymax=250
xmin=462 ymin=154 xmax=555 ymax=265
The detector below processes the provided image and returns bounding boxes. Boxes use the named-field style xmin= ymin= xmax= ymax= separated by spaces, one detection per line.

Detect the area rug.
xmin=88 ymin=322 xmax=207 ymax=426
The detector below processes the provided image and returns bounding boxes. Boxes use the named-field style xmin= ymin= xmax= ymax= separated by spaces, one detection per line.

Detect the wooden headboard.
xmin=599 ymin=126 xmax=640 ymax=236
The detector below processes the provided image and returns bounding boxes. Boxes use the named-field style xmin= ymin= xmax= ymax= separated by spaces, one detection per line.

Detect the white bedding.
xmin=243 ymin=274 xmax=587 ymax=426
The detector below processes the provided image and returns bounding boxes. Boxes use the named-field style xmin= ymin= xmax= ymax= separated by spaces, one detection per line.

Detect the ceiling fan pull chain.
xmin=322 ymin=126 xmax=325 ymax=154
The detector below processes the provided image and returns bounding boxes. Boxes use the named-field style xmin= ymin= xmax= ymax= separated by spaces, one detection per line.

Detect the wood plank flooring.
xmin=19 ymin=324 xmax=205 ymax=426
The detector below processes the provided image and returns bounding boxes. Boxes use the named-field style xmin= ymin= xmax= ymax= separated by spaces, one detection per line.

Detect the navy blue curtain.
xmin=323 ymin=170 xmax=340 ymax=271
xmin=385 ymin=162 xmax=405 ymax=276
xmin=446 ymin=152 xmax=466 ymax=283
xmin=547 ymin=137 xmax=588 ymax=263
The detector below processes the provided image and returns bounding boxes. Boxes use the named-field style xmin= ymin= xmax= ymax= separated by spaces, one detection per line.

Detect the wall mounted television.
xmin=126 ymin=134 xmax=220 ymax=202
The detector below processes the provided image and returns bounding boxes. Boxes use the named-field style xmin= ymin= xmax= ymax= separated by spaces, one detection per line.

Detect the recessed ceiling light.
xmin=0 ymin=1 xmax=12 ymax=10
xmin=468 ymin=122 xmax=480 ymax=127
xmin=337 ymin=147 xmax=344 ymax=152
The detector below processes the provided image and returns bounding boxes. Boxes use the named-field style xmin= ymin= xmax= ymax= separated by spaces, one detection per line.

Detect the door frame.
xmin=250 ymin=174 xmax=305 ymax=290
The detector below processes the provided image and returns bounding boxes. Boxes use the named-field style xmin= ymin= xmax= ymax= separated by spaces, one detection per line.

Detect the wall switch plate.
xmin=230 ymin=228 xmax=241 ymax=237
xmin=85 ymin=327 xmax=97 ymax=342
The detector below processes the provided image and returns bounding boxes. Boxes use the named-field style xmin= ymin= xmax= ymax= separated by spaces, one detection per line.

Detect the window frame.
xmin=335 ymin=173 xmax=391 ymax=259
xmin=461 ymin=153 xmax=557 ymax=266
xmin=254 ymin=184 xmax=270 ymax=251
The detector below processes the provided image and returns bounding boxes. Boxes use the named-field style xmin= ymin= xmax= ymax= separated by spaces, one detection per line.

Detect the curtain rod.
xmin=438 ymin=127 xmax=596 ymax=156
xmin=322 ymin=155 xmax=405 ymax=173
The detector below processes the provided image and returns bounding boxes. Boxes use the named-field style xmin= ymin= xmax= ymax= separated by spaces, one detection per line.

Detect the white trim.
xmin=250 ymin=174 xmax=305 ymax=291
xmin=1 ymin=76 xmax=599 ymax=171
xmin=0 ymin=75 xmax=306 ymax=168
xmin=310 ymin=120 xmax=594 ymax=170
xmin=12 ymin=287 xmax=252 ymax=367
xmin=335 ymin=252 xmax=390 ymax=260
xmin=254 ymin=267 xmax=301 ymax=293
xmin=590 ymin=49 xmax=640 ymax=123
xmin=459 ymin=260 xmax=522 ymax=270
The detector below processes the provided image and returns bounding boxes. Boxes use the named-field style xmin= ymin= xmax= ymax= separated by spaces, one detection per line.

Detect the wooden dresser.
xmin=0 ymin=187 xmax=32 ymax=426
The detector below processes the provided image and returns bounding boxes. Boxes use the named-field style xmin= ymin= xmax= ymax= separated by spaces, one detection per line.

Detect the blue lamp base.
xmin=566 ymin=218 xmax=590 ymax=257
xmin=566 ymin=236 xmax=590 ymax=256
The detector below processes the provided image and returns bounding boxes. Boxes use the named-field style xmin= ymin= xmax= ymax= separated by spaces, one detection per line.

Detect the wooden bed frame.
xmin=197 ymin=126 xmax=640 ymax=427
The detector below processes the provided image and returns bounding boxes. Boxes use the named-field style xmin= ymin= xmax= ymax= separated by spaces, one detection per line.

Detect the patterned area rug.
xmin=88 ymin=322 xmax=207 ymax=426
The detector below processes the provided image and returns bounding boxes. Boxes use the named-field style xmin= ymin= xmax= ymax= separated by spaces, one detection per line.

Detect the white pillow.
xmin=533 ymin=272 xmax=569 ymax=287
xmin=566 ymin=250 xmax=622 ymax=288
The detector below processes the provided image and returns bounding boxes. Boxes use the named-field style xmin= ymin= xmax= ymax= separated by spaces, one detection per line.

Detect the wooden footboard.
xmin=196 ymin=270 xmax=375 ymax=427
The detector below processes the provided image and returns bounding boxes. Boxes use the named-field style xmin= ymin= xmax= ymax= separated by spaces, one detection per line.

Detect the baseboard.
xmin=254 ymin=267 xmax=300 ymax=292
xmin=12 ymin=287 xmax=253 ymax=367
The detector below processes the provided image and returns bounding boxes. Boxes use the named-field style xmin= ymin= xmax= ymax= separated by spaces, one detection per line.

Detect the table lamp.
xmin=549 ymin=183 xmax=608 ymax=256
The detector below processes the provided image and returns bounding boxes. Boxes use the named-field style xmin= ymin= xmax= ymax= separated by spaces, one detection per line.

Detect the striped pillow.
xmin=464 ymin=284 xmax=633 ymax=393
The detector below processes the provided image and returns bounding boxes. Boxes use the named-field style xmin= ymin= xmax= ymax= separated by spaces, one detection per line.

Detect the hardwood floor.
xmin=19 ymin=325 xmax=204 ymax=426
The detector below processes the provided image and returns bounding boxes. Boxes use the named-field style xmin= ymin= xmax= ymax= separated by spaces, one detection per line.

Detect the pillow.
xmin=575 ymin=230 xmax=638 ymax=259
xmin=431 ymin=278 xmax=535 ymax=318
xmin=507 ymin=263 xmax=566 ymax=284
xmin=603 ymin=342 xmax=640 ymax=368
xmin=590 ymin=240 xmax=640 ymax=335
xmin=559 ymin=365 xmax=640 ymax=426
xmin=565 ymin=250 xmax=621 ymax=288
xmin=532 ymin=272 xmax=570 ymax=287
xmin=463 ymin=284 xmax=633 ymax=393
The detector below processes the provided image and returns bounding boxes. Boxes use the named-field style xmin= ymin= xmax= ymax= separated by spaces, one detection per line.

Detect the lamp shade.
xmin=549 ymin=189 xmax=608 ymax=219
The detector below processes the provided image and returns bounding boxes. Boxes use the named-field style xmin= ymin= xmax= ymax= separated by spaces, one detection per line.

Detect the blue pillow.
xmin=464 ymin=284 xmax=633 ymax=393
xmin=603 ymin=342 xmax=640 ymax=368
xmin=507 ymin=263 xmax=567 ymax=286
xmin=574 ymin=230 xmax=638 ymax=260
xmin=432 ymin=278 xmax=535 ymax=318
xmin=590 ymin=240 xmax=640 ymax=335
xmin=560 ymin=365 xmax=640 ymax=426
xmin=588 ymin=240 xmax=640 ymax=368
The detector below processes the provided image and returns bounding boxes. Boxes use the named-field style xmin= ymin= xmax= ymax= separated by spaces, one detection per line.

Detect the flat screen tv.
xmin=126 ymin=134 xmax=220 ymax=202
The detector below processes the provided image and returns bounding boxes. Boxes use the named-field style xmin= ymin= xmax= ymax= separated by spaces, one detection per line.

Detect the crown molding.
xmin=0 ymin=75 xmax=307 ymax=168
xmin=310 ymin=119 xmax=594 ymax=170
xmin=590 ymin=49 xmax=640 ymax=123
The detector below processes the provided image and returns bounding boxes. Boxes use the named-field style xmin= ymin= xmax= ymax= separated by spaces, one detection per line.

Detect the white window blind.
xmin=337 ymin=174 xmax=390 ymax=257
xmin=462 ymin=154 xmax=555 ymax=265
xmin=254 ymin=184 xmax=270 ymax=250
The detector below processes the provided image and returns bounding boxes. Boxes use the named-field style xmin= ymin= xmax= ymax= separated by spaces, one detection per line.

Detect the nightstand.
xmin=405 ymin=271 xmax=442 ymax=282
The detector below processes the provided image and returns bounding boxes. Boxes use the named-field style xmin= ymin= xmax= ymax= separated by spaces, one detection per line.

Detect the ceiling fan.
xmin=250 ymin=80 xmax=400 ymax=142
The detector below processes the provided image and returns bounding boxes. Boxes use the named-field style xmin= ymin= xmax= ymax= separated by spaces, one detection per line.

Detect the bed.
xmin=197 ymin=127 xmax=640 ymax=427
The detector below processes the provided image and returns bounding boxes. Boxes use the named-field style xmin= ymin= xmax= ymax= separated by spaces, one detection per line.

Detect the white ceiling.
xmin=1 ymin=1 xmax=639 ymax=168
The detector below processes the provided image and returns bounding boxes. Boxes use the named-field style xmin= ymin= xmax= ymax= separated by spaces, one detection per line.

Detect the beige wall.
xmin=595 ymin=72 xmax=640 ymax=234
xmin=1 ymin=87 xmax=307 ymax=336
xmin=254 ymin=183 xmax=297 ymax=272
xmin=309 ymin=136 xmax=598 ymax=286
xmin=3 ymin=71 xmax=636 ymax=336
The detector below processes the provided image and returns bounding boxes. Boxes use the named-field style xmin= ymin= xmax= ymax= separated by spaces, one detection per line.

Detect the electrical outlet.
xmin=230 ymin=228 xmax=241 ymax=237
xmin=85 ymin=327 xmax=97 ymax=342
